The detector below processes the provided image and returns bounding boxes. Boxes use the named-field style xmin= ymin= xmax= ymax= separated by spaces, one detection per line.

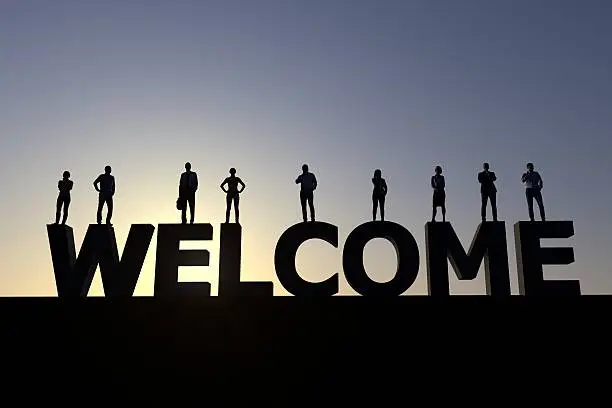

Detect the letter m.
xmin=46 ymin=224 xmax=154 ymax=297
xmin=425 ymin=222 xmax=511 ymax=296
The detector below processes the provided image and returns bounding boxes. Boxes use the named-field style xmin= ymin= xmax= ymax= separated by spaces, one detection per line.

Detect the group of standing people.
xmin=428 ymin=161 xmax=545 ymax=223
xmin=52 ymin=161 xmax=547 ymax=227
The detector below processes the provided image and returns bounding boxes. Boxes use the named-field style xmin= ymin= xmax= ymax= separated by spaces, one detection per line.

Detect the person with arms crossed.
xmin=478 ymin=162 xmax=498 ymax=222
xmin=521 ymin=162 xmax=545 ymax=222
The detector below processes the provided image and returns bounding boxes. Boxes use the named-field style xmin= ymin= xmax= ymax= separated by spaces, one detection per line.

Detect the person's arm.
xmin=295 ymin=175 xmax=302 ymax=184
xmin=193 ymin=173 xmax=198 ymax=191
xmin=538 ymin=173 xmax=543 ymax=189
xmin=312 ymin=174 xmax=317 ymax=190
xmin=58 ymin=181 xmax=62 ymax=191
xmin=491 ymin=172 xmax=497 ymax=182
xmin=431 ymin=176 xmax=436 ymax=189
xmin=68 ymin=180 xmax=73 ymax=191
xmin=478 ymin=172 xmax=483 ymax=184
xmin=521 ymin=173 xmax=528 ymax=183
xmin=439 ymin=176 xmax=445 ymax=189
xmin=382 ymin=179 xmax=387 ymax=194
xmin=93 ymin=176 xmax=101 ymax=192
xmin=238 ymin=178 xmax=245 ymax=193
xmin=111 ymin=177 xmax=116 ymax=195
xmin=220 ymin=178 xmax=228 ymax=193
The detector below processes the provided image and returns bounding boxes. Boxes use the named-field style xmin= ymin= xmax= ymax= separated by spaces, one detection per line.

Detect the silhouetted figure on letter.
xmin=372 ymin=169 xmax=387 ymax=221
xmin=478 ymin=162 xmax=498 ymax=222
xmin=220 ymin=167 xmax=245 ymax=224
xmin=431 ymin=165 xmax=446 ymax=222
xmin=522 ymin=162 xmax=545 ymax=221
xmin=296 ymin=164 xmax=317 ymax=222
xmin=93 ymin=165 xmax=115 ymax=226
xmin=179 ymin=162 xmax=198 ymax=224
xmin=55 ymin=170 xmax=73 ymax=225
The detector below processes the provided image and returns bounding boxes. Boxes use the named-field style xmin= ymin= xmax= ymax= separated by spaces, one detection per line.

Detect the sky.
xmin=1 ymin=0 xmax=611 ymax=296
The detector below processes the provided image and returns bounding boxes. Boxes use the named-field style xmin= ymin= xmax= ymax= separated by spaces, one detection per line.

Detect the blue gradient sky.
xmin=1 ymin=0 xmax=610 ymax=296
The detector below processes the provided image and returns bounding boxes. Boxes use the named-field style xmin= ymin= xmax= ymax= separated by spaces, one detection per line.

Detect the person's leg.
xmin=181 ymin=201 xmax=187 ymax=224
xmin=106 ymin=196 xmax=113 ymax=225
xmin=234 ymin=195 xmax=240 ymax=224
xmin=300 ymin=192 xmax=307 ymax=222
xmin=380 ymin=196 xmax=385 ymax=221
xmin=189 ymin=193 xmax=195 ymax=224
xmin=62 ymin=197 xmax=71 ymax=224
xmin=526 ymin=189 xmax=535 ymax=221
xmin=56 ymin=196 xmax=62 ymax=224
xmin=372 ymin=195 xmax=378 ymax=221
xmin=225 ymin=194 xmax=232 ymax=223
xmin=481 ymin=193 xmax=488 ymax=221
xmin=308 ymin=192 xmax=315 ymax=222
xmin=97 ymin=195 xmax=104 ymax=224
xmin=490 ymin=191 xmax=498 ymax=222
xmin=441 ymin=193 xmax=446 ymax=222
xmin=432 ymin=206 xmax=437 ymax=222
xmin=535 ymin=190 xmax=545 ymax=221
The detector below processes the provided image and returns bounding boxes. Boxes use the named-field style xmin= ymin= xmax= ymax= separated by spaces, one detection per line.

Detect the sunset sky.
xmin=1 ymin=0 xmax=610 ymax=296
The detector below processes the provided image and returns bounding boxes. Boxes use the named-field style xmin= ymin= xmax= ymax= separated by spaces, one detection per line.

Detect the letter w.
xmin=47 ymin=224 xmax=154 ymax=297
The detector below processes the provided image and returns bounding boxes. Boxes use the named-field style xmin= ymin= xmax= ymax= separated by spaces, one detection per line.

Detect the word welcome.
xmin=46 ymin=219 xmax=580 ymax=297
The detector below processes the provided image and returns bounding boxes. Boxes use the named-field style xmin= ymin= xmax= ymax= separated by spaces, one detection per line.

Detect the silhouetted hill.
xmin=0 ymin=296 xmax=608 ymax=402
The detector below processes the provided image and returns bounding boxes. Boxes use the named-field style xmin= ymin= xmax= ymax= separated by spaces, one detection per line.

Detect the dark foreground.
xmin=0 ymin=296 xmax=608 ymax=402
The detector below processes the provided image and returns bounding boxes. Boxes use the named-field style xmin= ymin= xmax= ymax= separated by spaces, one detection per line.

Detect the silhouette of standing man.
xmin=431 ymin=165 xmax=446 ymax=222
xmin=478 ymin=162 xmax=498 ymax=222
xmin=220 ymin=167 xmax=245 ymax=224
xmin=55 ymin=170 xmax=73 ymax=225
xmin=296 ymin=164 xmax=317 ymax=222
xmin=93 ymin=165 xmax=115 ymax=226
xmin=372 ymin=169 xmax=387 ymax=221
xmin=179 ymin=162 xmax=198 ymax=224
xmin=522 ymin=162 xmax=545 ymax=221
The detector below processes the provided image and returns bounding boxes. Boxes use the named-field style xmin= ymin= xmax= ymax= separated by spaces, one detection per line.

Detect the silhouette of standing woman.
xmin=93 ymin=165 xmax=115 ymax=226
xmin=296 ymin=164 xmax=317 ymax=222
xmin=220 ymin=168 xmax=245 ymax=224
xmin=431 ymin=165 xmax=446 ymax=222
xmin=478 ymin=162 xmax=498 ymax=222
xmin=179 ymin=162 xmax=198 ymax=224
xmin=55 ymin=171 xmax=73 ymax=225
xmin=372 ymin=169 xmax=387 ymax=221
xmin=521 ymin=162 xmax=545 ymax=221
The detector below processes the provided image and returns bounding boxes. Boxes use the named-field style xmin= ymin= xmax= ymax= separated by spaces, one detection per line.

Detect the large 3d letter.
xmin=154 ymin=224 xmax=213 ymax=297
xmin=218 ymin=223 xmax=273 ymax=296
xmin=514 ymin=221 xmax=580 ymax=295
xmin=274 ymin=222 xmax=339 ymax=296
xmin=47 ymin=224 xmax=154 ymax=297
xmin=425 ymin=222 xmax=510 ymax=296
xmin=342 ymin=221 xmax=419 ymax=296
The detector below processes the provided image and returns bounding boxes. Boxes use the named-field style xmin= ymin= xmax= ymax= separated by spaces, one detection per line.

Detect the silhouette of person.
xmin=521 ymin=162 xmax=545 ymax=221
xmin=478 ymin=162 xmax=498 ymax=222
xmin=93 ymin=165 xmax=115 ymax=226
xmin=55 ymin=170 xmax=73 ymax=225
xmin=220 ymin=168 xmax=245 ymax=224
xmin=295 ymin=164 xmax=317 ymax=222
xmin=431 ymin=165 xmax=446 ymax=222
xmin=372 ymin=169 xmax=387 ymax=221
xmin=179 ymin=162 xmax=198 ymax=224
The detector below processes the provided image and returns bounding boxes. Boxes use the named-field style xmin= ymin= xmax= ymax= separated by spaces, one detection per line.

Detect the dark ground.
xmin=0 ymin=296 xmax=608 ymax=403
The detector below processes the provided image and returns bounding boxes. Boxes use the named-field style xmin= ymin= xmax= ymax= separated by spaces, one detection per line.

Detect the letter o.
xmin=342 ymin=221 xmax=419 ymax=296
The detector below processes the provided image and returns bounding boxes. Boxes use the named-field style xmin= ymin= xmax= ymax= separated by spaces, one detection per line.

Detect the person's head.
xmin=229 ymin=167 xmax=236 ymax=175
xmin=185 ymin=162 xmax=191 ymax=171
xmin=435 ymin=165 xmax=442 ymax=175
xmin=62 ymin=170 xmax=70 ymax=179
xmin=302 ymin=164 xmax=309 ymax=173
xmin=104 ymin=165 xmax=111 ymax=174
xmin=374 ymin=169 xmax=381 ymax=178
xmin=483 ymin=162 xmax=489 ymax=170
xmin=526 ymin=162 xmax=534 ymax=171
